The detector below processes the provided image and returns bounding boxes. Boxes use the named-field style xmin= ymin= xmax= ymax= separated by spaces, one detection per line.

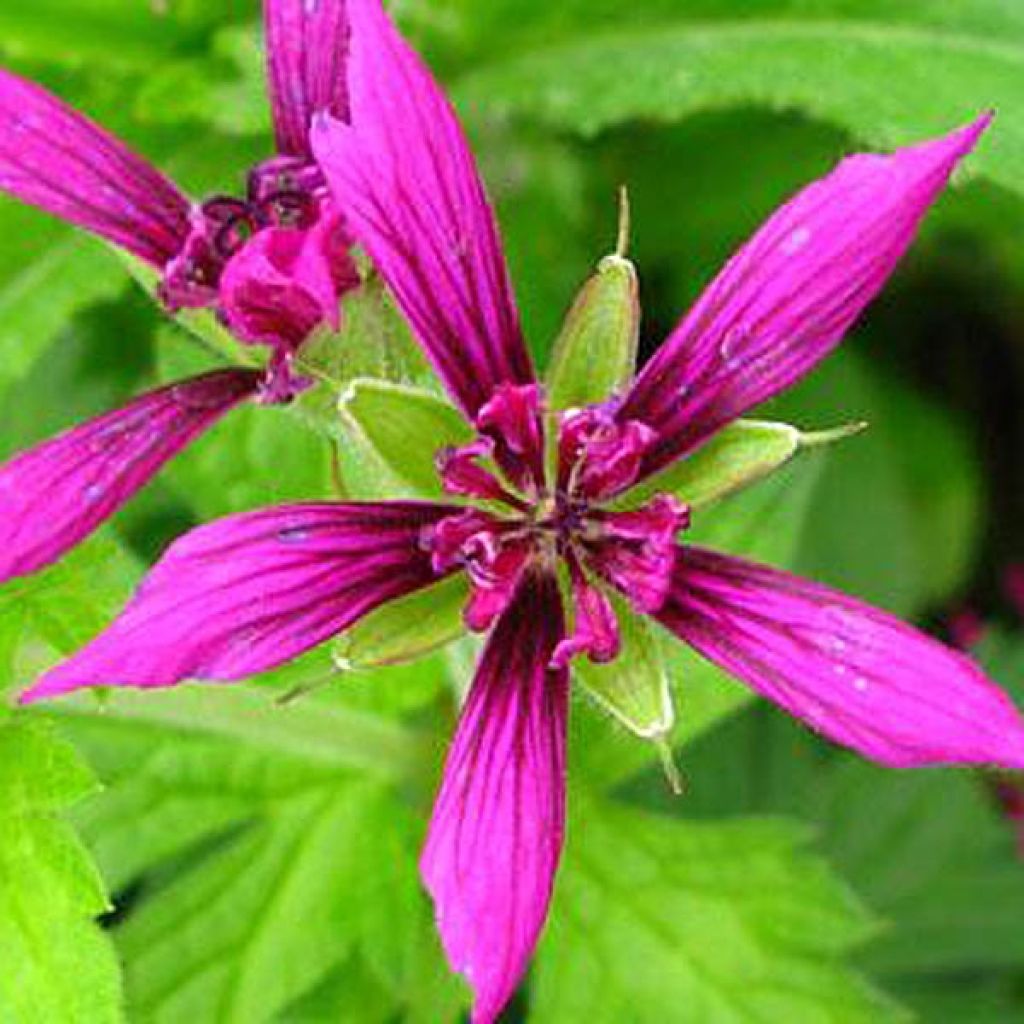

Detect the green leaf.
xmin=51 ymin=670 xmax=465 ymax=1024
xmin=777 ymin=348 xmax=982 ymax=616
xmin=0 ymin=0 xmax=213 ymax=69
xmin=0 ymin=718 xmax=123 ymax=1023
xmin=0 ymin=218 xmax=129 ymax=394
xmin=678 ymin=701 xmax=1024 ymax=1005
xmin=575 ymin=595 xmax=674 ymax=741
xmin=458 ymin=17 xmax=1024 ymax=198
xmin=546 ymin=253 xmax=639 ymax=410
xmin=0 ymin=536 xmax=141 ymax=698
xmin=334 ymin=575 xmax=470 ymax=672
xmin=338 ymin=379 xmax=472 ymax=499
xmin=534 ymin=796 xmax=899 ymax=1023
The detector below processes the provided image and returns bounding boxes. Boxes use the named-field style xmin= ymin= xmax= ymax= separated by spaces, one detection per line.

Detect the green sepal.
xmin=337 ymin=379 xmax=472 ymax=499
xmin=575 ymin=593 xmax=675 ymax=741
xmin=333 ymin=575 xmax=470 ymax=671
xmin=622 ymin=418 xmax=866 ymax=509
xmin=546 ymin=253 xmax=639 ymax=410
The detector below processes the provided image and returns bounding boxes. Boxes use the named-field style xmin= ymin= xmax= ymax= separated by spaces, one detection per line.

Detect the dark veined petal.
xmin=20 ymin=501 xmax=456 ymax=702
xmin=619 ymin=115 xmax=990 ymax=480
xmin=264 ymin=0 xmax=351 ymax=157
xmin=0 ymin=68 xmax=191 ymax=266
xmin=310 ymin=0 xmax=534 ymax=418
xmin=0 ymin=370 xmax=261 ymax=586
xmin=421 ymin=570 xmax=568 ymax=1024
xmin=656 ymin=546 xmax=1024 ymax=770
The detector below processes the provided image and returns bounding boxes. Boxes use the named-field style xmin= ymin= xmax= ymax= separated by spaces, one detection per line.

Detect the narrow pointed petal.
xmin=422 ymin=571 xmax=568 ymax=1024
xmin=620 ymin=116 xmax=990 ymax=478
xmin=265 ymin=0 xmax=351 ymax=157
xmin=310 ymin=0 xmax=534 ymax=418
xmin=656 ymin=546 xmax=1024 ymax=769
xmin=21 ymin=501 xmax=455 ymax=702
xmin=0 ymin=68 xmax=191 ymax=266
xmin=0 ymin=370 xmax=261 ymax=585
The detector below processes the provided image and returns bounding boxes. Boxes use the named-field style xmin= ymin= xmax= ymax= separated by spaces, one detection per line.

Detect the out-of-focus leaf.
xmin=775 ymin=348 xmax=982 ymax=616
xmin=0 ymin=717 xmax=123 ymax=1023
xmin=675 ymin=699 xmax=1024 ymax=1010
xmin=533 ymin=796 xmax=898 ymax=1023
xmin=0 ymin=0 xmax=213 ymax=69
xmin=0 ymin=536 xmax=140 ymax=697
xmin=0 ymin=213 xmax=129 ymax=394
xmin=458 ymin=17 xmax=1024 ymax=197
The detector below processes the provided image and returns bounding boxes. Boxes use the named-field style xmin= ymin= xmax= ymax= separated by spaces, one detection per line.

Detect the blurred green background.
xmin=1 ymin=1 xmax=1023 ymax=1022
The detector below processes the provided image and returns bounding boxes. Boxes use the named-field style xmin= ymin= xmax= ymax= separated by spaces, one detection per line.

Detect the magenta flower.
xmin=0 ymin=0 xmax=359 ymax=583
xmin=19 ymin=2 xmax=1024 ymax=1019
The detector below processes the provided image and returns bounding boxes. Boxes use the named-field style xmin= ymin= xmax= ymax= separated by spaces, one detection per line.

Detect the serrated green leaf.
xmin=546 ymin=254 xmax=639 ymax=410
xmin=334 ymin=575 xmax=470 ymax=671
xmin=52 ymin=666 xmax=462 ymax=1024
xmin=459 ymin=19 xmax=1023 ymax=197
xmin=0 ymin=718 xmax=123 ymax=1023
xmin=534 ymin=797 xmax=899 ymax=1023
xmin=338 ymin=380 xmax=472 ymax=499
xmin=679 ymin=700 xmax=1024 ymax=1001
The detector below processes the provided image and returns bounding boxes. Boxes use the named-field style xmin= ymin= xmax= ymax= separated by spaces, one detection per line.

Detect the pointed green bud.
xmin=576 ymin=594 xmax=675 ymax=740
xmin=622 ymin=419 xmax=866 ymax=510
xmin=546 ymin=190 xmax=639 ymax=410
xmin=333 ymin=575 xmax=469 ymax=671
xmin=338 ymin=380 xmax=472 ymax=499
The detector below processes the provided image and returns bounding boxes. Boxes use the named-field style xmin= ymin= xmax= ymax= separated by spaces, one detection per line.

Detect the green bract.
xmin=623 ymin=418 xmax=866 ymax=509
xmin=334 ymin=575 xmax=470 ymax=671
xmin=338 ymin=379 xmax=472 ymax=499
xmin=546 ymin=253 xmax=639 ymax=409
xmin=573 ymin=590 xmax=673 ymax=741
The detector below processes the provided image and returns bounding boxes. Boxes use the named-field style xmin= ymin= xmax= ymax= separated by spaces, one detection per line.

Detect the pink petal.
xmin=620 ymin=115 xmax=991 ymax=479
xmin=0 ymin=370 xmax=261 ymax=585
xmin=657 ymin=546 xmax=1024 ymax=769
xmin=218 ymin=209 xmax=358 ymax=349
xmin=21 ymin=501 xmax=455 ymax=702
xmin=309 ymin=0 xmax=534 ymax=418
xmin=264 ymin=0 xmax=351 ymax=157
xmin=421 ymin=570 xmax=568 ymax=1024
xmin=0 ymin=68 xmax=191 ymax=267
xmin=551 ymin=558 xmax=620 ymax=669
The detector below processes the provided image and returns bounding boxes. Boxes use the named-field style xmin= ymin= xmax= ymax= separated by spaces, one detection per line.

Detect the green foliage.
xmin=53 ymin=678 xmax=463 ymax=1024
xmin=458 ymin=12 xmax=1024 ymax=197
xmin=0 ymin=718 xmax=123 ymax=1023
xmin=533 ymin=797 xmax=897 ymax=1023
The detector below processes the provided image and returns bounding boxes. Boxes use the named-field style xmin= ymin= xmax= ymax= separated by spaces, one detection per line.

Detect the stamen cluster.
xmin=424 ymin=385 xmax=690 ymax=667
xmin=160 ymin=155 xmax=330 ymax=310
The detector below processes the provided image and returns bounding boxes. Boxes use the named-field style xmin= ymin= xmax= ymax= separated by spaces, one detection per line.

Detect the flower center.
xmin=160 ymin=155 xmax=329 ymax=309
xmin=424 ymin=385 xmax=690 ymax=661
